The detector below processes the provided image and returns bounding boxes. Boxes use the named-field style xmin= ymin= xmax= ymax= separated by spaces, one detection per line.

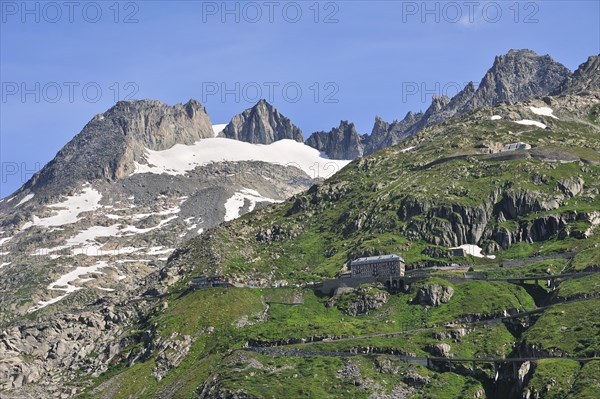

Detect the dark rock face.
xmin=419 ymin=82 xmax=476 ymax=128
xmin=554 ymin=54 xmax=600 ymax=95
xmin=396 ymin=184 xmax=596 ymax=252
xmin=22 ymin=99 xmax=214 ymax=197
xmin=306 ymin=121 xmax=365 ymax=160
xmin=221 ymin=99 xmax=304 ymax=144
xmin=364 ymin=112 xmax=423 ymax=155
xmin=465 ymin=49 xmax=571 ymax=109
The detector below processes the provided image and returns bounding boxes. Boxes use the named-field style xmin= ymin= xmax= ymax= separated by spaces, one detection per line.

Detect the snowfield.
xmin=133 ymin=138 xmax=351 ymax=179
xmin=490 ymin=115 xmax=502 ymax=120
xmin=212 ymin=124 xmax=227 ymax=137
xmin=224 ymin=188 xmax=282 ymax=222
xmin=121 ymin=215 xmax=178 ymax=235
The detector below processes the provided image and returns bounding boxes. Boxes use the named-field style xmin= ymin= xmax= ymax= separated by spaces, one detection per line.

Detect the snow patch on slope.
xmin=490 ymin=115 xmax=502 ymax=121
xmin=28 ymin=261 xmax=110 ymax=312
xmin=146 ymin=246 xmax=174 ymax=255
xmin=224 ymin=188 xmax=282 ymax=222
xmin=121 ymin=215 xmax=178 ymax=235
xmin=450 ymin=244 xmax=496 ymax=259
xmin=16 ymin=193 xmax=34 ymax=207
xmin=21 ymin=186 xmax=103 ymax=230
xmin=514 ymin=119 xmax=547 ymax=129
xmin=529 ymin=106 xmax=558 ymax=119
xmin=33 ymin=225 xmax=123 ymax=257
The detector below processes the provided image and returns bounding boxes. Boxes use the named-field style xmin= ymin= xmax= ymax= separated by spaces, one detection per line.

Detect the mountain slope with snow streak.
xmin=0 ymin=112 xmax=343 ymax=322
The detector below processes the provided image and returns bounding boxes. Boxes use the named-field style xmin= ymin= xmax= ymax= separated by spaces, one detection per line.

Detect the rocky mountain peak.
xmin=405 ymin=110 xmax=424 ymax=123
xmin=221 ymin=99 xmax=304 ymax=144
xmin=104 ymin=99 xmax=213 ymax=150
xmin=21 ymin=99 xmax=214 ymax=198
xmin=463 ymin=81 xmax=476 ymax=94
xmin=472 ymin=49 xmax=570 ymax=107
xmin=364 ymin=111 xmax=424 ymax=156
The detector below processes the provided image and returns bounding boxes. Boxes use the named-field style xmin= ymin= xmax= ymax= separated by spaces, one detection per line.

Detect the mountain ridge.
xmin=309 ymin=49 xmax=576 ymax=159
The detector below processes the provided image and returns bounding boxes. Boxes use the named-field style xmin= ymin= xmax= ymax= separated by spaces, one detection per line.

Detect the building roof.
xmin=349 ymin=254 xmax=404 ymax=266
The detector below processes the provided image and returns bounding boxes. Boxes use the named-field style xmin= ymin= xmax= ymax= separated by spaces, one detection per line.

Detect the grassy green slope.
xmin=170 ymin=96 xmax=600 ymax=284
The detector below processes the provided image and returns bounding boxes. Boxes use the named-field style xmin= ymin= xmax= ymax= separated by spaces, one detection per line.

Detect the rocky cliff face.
xmin=554 ymin=54 xmax=600 ymax=95
xmin=306 ymin=121 xmax=365 ymax=159
xmin=221 ymin=99 xmax=304 ymax=144
xmin=399 ymin=187 xmax=593 ymax=252
xmin=364 ymin=112 xmax=423 ymax=156
xmin=414 ymin=283 xmax=454 ymax=306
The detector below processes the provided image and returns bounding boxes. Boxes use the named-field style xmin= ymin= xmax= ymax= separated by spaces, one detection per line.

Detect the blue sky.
xmin=1 ymin=0 xmax=599 ymax=197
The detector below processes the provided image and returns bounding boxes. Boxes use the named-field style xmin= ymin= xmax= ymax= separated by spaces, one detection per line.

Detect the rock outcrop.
xmin=306 ymin=121 xmax=365 ymax=160
xmin=464 ymin=49 xmax=571 ymax=110
xmin=425 ymin=343 xmax=453 ymax=358
xmin=328 ymin=287 xmax=389 ymax=316
xmin=415 ymin=284 xmax=454 ymax=306
xmin=221 ymin=99 xmax=304 ymax=144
